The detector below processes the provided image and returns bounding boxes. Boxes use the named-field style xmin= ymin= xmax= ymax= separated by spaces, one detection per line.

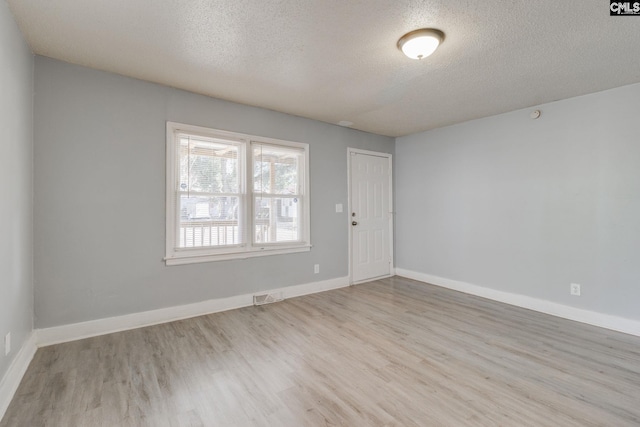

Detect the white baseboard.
xmin=0 ymin=332 xmax=37 ymax=422
xmin=36 ymin=276 xmax=349 ymax=347
xmin=395 ymin=268 xmax=640 ymax=337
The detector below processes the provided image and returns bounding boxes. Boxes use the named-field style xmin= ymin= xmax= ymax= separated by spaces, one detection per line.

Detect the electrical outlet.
xmin=570 ymin=283 xmax=581 ymax=296
xmin=335 ymin=203 xmax=343 ymax=213
xmin=314 ymin=264 xmax=320 ymax=274
xmin=4 ymin=332 xmax=10 ymax=356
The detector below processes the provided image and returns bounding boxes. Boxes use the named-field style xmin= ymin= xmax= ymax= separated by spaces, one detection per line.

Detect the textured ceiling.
xmin=7 ymin=0 xmax=640 ymax=137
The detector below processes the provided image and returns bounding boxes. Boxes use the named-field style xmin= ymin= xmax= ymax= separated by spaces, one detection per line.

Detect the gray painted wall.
xmin=34 ymin=57 xmax=394 ymax=328
xmin=396 ymin=83 xmax=640 ymax=321
xmin=0 ymin=1 xmax=33 ymax=378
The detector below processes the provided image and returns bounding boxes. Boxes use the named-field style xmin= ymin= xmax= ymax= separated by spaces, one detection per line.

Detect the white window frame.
xmin=165 ymin=122 xmax=311 ymax=265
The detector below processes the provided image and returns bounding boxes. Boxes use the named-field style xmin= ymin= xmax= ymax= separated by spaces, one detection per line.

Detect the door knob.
xmin=352 ymin=221 xmax=358 ymax=226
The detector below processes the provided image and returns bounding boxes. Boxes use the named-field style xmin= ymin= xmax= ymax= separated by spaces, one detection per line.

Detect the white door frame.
xmin=347 ymin=147 xmax=394 ymax=285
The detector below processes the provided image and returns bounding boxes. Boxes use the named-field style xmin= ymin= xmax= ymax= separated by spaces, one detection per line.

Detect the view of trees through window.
xmin=167 ymin=122 xmax=310 ymax=263
xmin=176 ymin=137 xmax=304 ymax=248
xmin=178 ymin=136 xmax=242 ymax=247
xmin=253 ymin=144 xmax=303 ymax=244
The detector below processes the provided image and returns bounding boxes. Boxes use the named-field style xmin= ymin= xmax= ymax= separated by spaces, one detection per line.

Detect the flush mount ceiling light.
xmin=397 ymin=28 xmax=445 ymax=60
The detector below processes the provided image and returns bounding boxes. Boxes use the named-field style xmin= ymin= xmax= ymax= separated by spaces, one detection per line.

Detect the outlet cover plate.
xmin=570 ymin=283 xmax=581 ymax=296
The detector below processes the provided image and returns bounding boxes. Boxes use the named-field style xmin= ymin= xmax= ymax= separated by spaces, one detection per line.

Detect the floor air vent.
xmin=253 ymin=291 xmax=284 ymax=306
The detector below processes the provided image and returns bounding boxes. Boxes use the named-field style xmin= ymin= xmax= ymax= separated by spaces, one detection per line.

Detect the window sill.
xmin=165 ymin=245 xmax=311 ymax=266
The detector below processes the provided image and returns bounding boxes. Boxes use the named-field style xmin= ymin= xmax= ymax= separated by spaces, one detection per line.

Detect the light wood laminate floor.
xmin=2 ymin=276 xmax=640 ymax=426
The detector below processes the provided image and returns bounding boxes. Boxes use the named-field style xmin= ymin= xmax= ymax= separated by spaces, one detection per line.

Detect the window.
xmin=166 ymin=122 xmax=310 ymax=265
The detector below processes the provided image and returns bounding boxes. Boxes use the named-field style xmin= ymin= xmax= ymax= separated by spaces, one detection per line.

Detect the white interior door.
xmin=349 ymin=150 xmax=392 ymax=283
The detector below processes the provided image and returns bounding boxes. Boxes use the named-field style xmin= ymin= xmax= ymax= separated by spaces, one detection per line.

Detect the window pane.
xmin=179 ymin=195 xmax=241 ymax=247
xmin=253 ymin=144 xmax=301 ymax=195
xmin=254 ymin=196 xmax=301 ymax=243
xmin=180 ymin=136 xmax=239 ymax=194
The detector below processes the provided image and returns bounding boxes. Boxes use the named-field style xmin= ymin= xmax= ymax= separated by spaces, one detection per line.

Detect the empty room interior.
xmin=2 ymin=0 xmax=640 ymax=425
